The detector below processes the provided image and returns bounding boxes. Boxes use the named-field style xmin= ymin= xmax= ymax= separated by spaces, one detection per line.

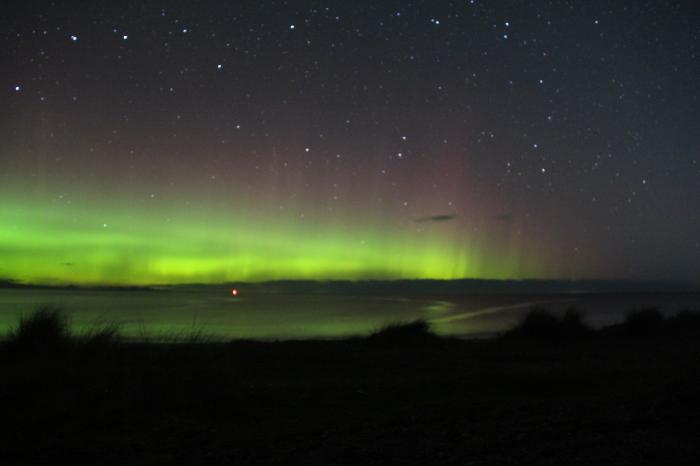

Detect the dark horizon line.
xmin=2 ymin=277 xmax=700 ymax=294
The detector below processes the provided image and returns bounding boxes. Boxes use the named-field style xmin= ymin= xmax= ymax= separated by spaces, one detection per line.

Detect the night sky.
xmin=1 ymin=1 xmax=699 ymax=285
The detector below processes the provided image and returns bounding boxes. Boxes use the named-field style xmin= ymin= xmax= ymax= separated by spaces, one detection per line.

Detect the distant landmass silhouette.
xmin=3 ymin=277 xmax=699 ymax=294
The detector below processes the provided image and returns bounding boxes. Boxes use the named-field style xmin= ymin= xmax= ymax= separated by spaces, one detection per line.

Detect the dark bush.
xmin=663 ymin=309 xmax=700 ymax=337
xmin=619 ymin=308 xmax=665 ymax=337
xmin=505 ymin=308 xmax=561 ymax=339
xmin=561 ymin=308 xmax=592 ymax=338
xmin=504 ymin=307 xmax=591 ymax=341
xmin=366 ymin=319 xmax=438 ymax=346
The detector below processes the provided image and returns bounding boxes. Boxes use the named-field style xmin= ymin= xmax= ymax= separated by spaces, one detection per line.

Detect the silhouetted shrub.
xmin=664 ymin=309 xmax=700 ymax=337
xmin=8 ymin=306 xmax=70 ymax=355
xmin=366 ymin=319 xmax=438 ymax=346
xmin=504 ymin=307 xmax=591 ymax=341
xmin=505 ymin=308 xmax=560 ymax=339
xmin=561 ymin=308 xmax=592 ymax=338
xmin=619 ymin=308 xmax=664 ymax=337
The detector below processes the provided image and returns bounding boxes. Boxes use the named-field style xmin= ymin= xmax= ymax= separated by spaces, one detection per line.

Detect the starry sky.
xmin=1 ymin=0 xmax=699 ymax=285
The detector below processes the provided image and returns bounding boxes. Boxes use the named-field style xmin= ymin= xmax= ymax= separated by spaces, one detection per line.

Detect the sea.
xmin=1 ymin=287 xmax=699 ymax=340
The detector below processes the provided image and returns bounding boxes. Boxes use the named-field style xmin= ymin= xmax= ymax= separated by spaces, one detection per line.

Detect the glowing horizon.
xmin=0 ymin=183 xmax=549 ymax=286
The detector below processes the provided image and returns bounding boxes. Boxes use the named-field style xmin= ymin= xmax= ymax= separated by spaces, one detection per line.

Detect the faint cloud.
xmin=492 ymin=214 xmax=513 ymax=222
xmin=416 ymin=214 xmax=456 ymax=223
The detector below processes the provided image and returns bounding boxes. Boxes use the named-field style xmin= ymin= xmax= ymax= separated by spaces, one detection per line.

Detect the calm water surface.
xmin=1 ymin=288 xmax=699 ymax=339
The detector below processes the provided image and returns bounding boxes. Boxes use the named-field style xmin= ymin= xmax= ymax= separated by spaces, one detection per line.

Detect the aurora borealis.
xmin=1 ymin=1 xmax=699 ymax=285
xmin=0 ymin=180 xmax=548 ymax=284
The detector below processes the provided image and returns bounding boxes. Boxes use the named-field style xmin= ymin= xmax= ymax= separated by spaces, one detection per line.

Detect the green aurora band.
xmin=0 ymin=188 xmax=548 ymax=285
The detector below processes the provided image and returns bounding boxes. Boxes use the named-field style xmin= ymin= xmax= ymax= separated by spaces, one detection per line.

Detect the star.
xmin=0 ymin=0 xmax=697 ymax=286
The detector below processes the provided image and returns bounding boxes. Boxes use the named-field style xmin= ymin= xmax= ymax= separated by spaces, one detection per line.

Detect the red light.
xmin=231 ymin=288 xmax=238 ymax=297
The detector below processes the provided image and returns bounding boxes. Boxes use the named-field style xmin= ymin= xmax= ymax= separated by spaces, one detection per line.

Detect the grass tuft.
xmin=8 ymin=306 xmax=70 ymax=354
xmin=83 ymin=322 xmax=122 ymax=348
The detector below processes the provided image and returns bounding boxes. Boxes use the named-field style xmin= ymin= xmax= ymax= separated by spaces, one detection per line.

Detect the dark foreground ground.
xmin=2 ymin=313 xmax=700 ymax=465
